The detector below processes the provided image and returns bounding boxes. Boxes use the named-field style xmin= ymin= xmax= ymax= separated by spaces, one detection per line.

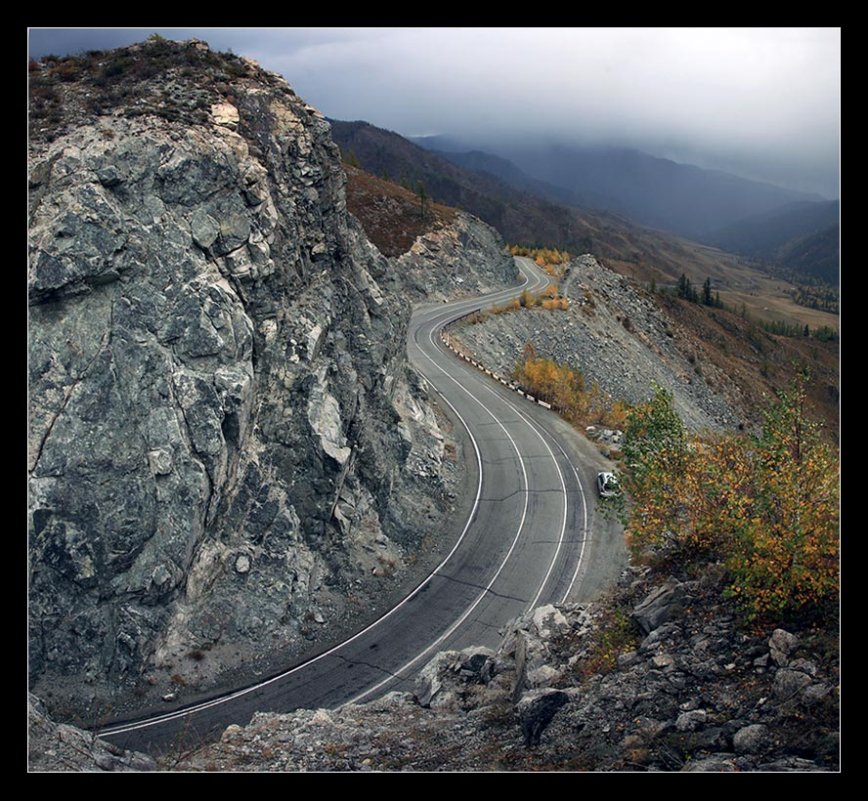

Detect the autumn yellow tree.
xmin=513 ymin=349 xmax=625 ymax=429
xmin=618 ymin=378 xmax=839 ymax=625
xmin=724 ymin=379 xmax=839 ymax=622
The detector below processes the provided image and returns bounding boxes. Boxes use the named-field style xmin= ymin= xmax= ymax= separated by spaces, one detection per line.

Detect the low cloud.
xmin=28 ymin=27 xmax=840 ymax=197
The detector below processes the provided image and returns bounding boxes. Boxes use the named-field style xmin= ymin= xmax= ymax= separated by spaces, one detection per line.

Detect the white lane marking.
xmin=551 ymin=435 xmax=590 ymax=605
xmin=484 ymin=390 xmax=591 ymax=606
xmin=427 ymin=260 xmax=591 ymax=604
xmin=342 ymin=260 xmax=555 ymax=705
xmin=342 ymin=306 xmax=542 ymax=707
xmin=451 ymin=325 xmax=592 ymax=605
xmin=100 ymin=262 xmax=544 ymax=738
xmin=446 ymin=260 xmax=591 ymax=605
xmin=472 ymin=380 xmax=568 ymax=611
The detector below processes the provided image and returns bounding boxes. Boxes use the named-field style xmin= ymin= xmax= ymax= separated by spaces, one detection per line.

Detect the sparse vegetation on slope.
xmin=652 ymin=291 xmax=839 ymax=438
xmin=506 ymin=245 xmax=571 ymax=277
xmin=512 ymin=344 xmax=629 ymax=431
xmin=617 ymin=379 xmax=839 ymax=626
xmin=343 ymin=164 xmax=456 ymax=256
xmin=29 ymin=36 xmax=277 ymax=142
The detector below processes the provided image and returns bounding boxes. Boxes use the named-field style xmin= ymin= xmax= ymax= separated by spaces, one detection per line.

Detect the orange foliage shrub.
xmin=513 ymin=348 xmax=625 ymax=430
xmin=508 ymin=245 xmax=572 ymax=278
xmin=620 ymin=379 xmax=839 ymax=625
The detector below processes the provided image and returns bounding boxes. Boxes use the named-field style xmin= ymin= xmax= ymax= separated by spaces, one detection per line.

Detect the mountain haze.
xmin=430 ymin=148 xmax=582 ymax=208
xmin=498 ymin=144 xmax=826 ymax=240
xmin=707 ymin=200 xmax=840 ymax=285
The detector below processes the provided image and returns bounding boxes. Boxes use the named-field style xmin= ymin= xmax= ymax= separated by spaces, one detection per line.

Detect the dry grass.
xmin=657 ymin=293 xmax=839 ymax=437
xmin=343 ymin=164 xmax=456 ymax=256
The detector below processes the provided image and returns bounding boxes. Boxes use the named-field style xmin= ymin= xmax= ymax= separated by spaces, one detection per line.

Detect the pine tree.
xmin=416 ymin=181 xmax=427 ymax=223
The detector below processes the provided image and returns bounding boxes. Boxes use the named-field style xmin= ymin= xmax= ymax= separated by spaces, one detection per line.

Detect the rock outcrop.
xmin=28 ymin=694 xmax=157 ymax=772
xmin=394 ymin=211 xmax=518 ymax=302
xmin=28 ymin=39 xmax=490 ymax=721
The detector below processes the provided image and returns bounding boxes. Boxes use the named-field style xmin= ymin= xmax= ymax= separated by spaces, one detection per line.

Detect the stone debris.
xmin=452 ymin=254 xmax=741 ymax=433
xmin=169 ymin=571 xmax=837 ymax=773
xmin=28 ymin=695 xmax=157 ymax=773
xmin=395 ymin=212 xmax=519 ymax=302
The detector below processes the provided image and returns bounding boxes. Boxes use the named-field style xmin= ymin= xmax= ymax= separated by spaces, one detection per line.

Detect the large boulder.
xmin=733 ymin=724 xmax=769 ymax=755
xmin=516 ymin=688 xmax=570 ymax=747
xmin=631 ymin=578 xmax=689 ymax=634
xmin=28 ymin=694 xmax=156 ymax=772
xmin=769 ymin=629 xmax=799 ymax=667
xmin=414 ymin=646 xmax=499 ymax=710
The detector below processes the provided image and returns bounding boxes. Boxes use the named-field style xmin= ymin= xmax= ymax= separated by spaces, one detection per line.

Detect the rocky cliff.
xmin=394 ymin=211 xmax=518 ymax=303
xmin=28 ymin=39 xmax=500 ymax=721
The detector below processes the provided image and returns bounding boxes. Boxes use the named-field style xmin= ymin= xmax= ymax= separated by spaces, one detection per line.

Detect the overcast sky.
xmin=28 ymin=27 xmax=841 ymax=198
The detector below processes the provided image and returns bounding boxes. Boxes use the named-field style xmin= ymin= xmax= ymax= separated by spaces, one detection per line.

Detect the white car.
xmin=596 ymin=472 xmax=618 ymax=498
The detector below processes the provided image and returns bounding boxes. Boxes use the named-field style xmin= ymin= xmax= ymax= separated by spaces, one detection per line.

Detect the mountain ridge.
xmin=707 ymin=200 xmax=840 ymax=285
xmin=410 ymin=133 xmax=829 ymax=235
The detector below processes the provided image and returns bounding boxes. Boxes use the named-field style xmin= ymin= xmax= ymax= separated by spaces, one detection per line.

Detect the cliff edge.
xmin=28 ymin=38 xmax=495 ymax=722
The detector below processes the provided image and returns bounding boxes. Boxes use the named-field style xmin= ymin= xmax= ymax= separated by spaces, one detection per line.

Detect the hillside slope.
xmin=708 ymin=201 xmax=840 ymax=285
xmin=173 ymin=567 xmax=839 ymax=772
xmin=331 ymin=119 xmax=601 ymax=255
xmin=451 ymin=255 xmax=838 ymax=437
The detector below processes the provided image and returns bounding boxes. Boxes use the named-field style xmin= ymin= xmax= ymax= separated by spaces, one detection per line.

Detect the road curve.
xmin=100 ymin=257 xmax=624 ymax=756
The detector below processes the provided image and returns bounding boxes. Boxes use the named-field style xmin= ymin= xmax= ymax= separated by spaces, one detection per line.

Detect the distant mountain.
xmin=431 ymin=149 xmax=582 ymax=207
xmin=708 ymin=201 xmax=839 ymax=285
xmin=329 ymin=119 xmax=601 ymax=255
xmin=495 ymin=144 xmax=825 ymax=241
xmin=776 ymin=225 xmax=840 ymax=286
xmin=408 ymin=134 xmax=470 ymax=153
xmin=328 ymin=119 xmax=773 ymax=291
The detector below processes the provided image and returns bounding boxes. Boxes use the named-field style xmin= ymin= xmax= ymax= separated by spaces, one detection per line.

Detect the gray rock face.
xmin=395 ymin=211 xmax=518 ymax=302
xmin=516 ymin=689 xmax=569 ymax=746
xmin=632 ymin=578 xmax=690 ymax=634
xmin=675 ymin=709 xmax=708 ymax=732
xmin=28 ymin=47 xmax=467 ymax=717
xmin=681 ymin=754 xmax=739 ymax=772
xmin=733 ymin=723 xmax=768 ymax=755
xmin=769 ymin=629 xmax=799 ymax=666
xmin=28 ymin=694 xmax=156 ymax=772
xmin=773 ymin=668 xmax=813 ymax=699
xmin=414 ymin=646 xmax=500 ymax=710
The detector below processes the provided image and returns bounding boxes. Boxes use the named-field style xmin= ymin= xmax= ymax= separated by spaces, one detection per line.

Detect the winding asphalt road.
xmin=100 ymin=257 xmax=625 ymax=756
